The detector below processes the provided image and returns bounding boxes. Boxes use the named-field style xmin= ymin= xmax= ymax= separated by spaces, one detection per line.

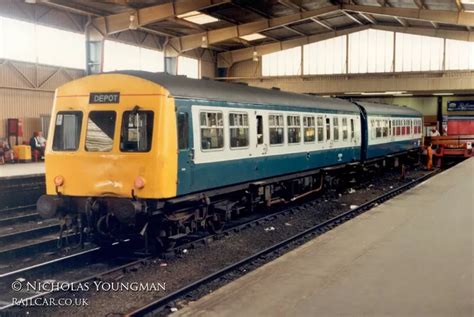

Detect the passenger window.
xmin=269 ymin=114 xmax=284 ymax=145
xmin=371 ymin=120 xmax=376 ymax=139
xmin=229 ymin=113 xmax=249 ymax=148
xmin=376 ymin=120 xmax=382 ymax=138
xmin=407 ymin=120 xmax=411 ymax=134
xmin=382 ymin=120 xmax=388 ymax=138
xmin=342 ymin=118 xmax=348 ymax=141
xmin=326 ymin=118 xmax=331 ymax=141
xmin=86 ymin=111 xmax=116 ymax=152
xmin=53 ymin=111 xmax=83 ymax=151
xmin=177 ymin=112 xmax=188 ymax=150
xmin=333 ymin=117 xmax=339 ymax=141
xmin=200 ymin=111 xmax=224 ymax=150
xmin=120 ymin=110 xmax=153 ymax=152
xmin=388 ymin=120 xmax=392 ymax=136
xmin=287 ymin=115 xmax=301 ymax=144
xmin=303 ymin=116 xmax=315 ymax=143
xmin=350 ymin=118 xmax=355 ymax=140
xmin=256 ymin=115 xmax=264 ymax=145
xmin=317 ymin=116 xmax=324 ymax=142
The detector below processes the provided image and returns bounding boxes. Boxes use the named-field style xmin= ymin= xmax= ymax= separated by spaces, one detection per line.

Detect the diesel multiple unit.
xmin=37 ymin=71 xmax=422 ymax=248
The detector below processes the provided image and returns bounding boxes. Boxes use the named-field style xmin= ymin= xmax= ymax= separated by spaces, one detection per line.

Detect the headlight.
xmin=54 ymin=175 xmax=64 ymax=186
xmin=134 ymin=176 xmax=145 ymax=189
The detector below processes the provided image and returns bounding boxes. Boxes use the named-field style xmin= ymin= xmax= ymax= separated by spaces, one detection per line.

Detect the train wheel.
xmin=156 ymin=236 xmax=176 ymax=252
xmin=207 ymin=216 xmax=225 ymax=234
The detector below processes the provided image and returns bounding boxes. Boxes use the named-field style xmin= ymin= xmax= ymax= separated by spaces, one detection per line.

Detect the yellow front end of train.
xmin=44 ymin=74 xmax=178 ymax=200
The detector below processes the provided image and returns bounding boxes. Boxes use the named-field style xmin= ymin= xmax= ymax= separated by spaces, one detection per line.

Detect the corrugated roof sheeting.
xmin=0 ymin=60 xmax=84 ymax=140
xmin=0 ymin=88 xmax=53 ymax=141
xmin=0 ymin=0 xmax=85 ymax=33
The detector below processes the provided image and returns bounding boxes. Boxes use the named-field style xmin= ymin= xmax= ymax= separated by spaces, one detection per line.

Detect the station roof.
xmin=38 ymin=0 xmax=473 ymax=64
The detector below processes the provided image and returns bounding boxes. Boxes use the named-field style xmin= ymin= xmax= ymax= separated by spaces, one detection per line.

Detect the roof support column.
xmin=164 ymin=41 xmax=179 ymax=75
xmin=165 ymin=56 xmax=178 ymax=75
xmin=86 ymin=17 xmax=105 ymax=74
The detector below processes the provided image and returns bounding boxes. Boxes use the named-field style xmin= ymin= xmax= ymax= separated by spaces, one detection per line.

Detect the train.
xmin=37 ymin=71 xmax=423 ymax=249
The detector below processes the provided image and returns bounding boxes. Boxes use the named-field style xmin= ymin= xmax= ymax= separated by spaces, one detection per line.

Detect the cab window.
xmin=120 ymin=111 xmax=154 ymax=152
xmin=85 ymin=111 xmax=116 ymax=152
xmin=52 ymin=111 xmax=83 ymax=151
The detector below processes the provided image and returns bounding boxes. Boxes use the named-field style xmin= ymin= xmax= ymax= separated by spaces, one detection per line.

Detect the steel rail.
xmin=0 ymin=207 xmax=37 ymax=219
xmin=0 ymin=241 xmax=142 ymax=310
xmin=0 ymin=223 xmax=60 ymax=245
xmin=0 ymin=213 xmax=41 ymax=227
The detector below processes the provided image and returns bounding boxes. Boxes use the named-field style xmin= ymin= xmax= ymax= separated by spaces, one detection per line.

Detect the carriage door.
xmin=389 ymin=119 xmax=394 ymax=142
xmin=255 ymin=111 xmax=268 ymax=155
xmin=176 ymin=105 xmax=193 ymax=191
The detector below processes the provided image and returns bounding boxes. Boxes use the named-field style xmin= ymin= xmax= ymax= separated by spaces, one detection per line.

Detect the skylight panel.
xmin=240 ymin=33 xmax=266 ymax=41
xmin=177 ymin=11 xmax=218 ymax=24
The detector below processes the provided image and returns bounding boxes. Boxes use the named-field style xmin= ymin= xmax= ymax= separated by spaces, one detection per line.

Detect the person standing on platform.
xmin=426 ymin=143 xmax=433 ymax=170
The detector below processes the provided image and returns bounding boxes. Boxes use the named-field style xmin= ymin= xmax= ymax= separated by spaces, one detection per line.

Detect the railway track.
xmin=0 ymin=175 xmax=45 ymax=213
xmin=0 ymin=242 xmax=144 ymax=310
xmin=127 ymin=169 xmax=438 ymax=316
xmin=0 ymin=223 xmax=59 ymax=245
xmin=0 ymin=168 xmax=438 ymax=315
xmin=0 ymin=199 xmax=318 ymax=310
xmin=0 ymin=212 xmax=41 ymax=227
xmin=0 ymin=207 xmax=59 ymax=263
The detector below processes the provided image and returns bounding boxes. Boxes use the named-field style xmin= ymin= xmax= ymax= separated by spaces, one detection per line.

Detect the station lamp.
xmin=252 ymin=51 xmax=259 ymax=62
xmin=129 ymin=13 xmax=138 ymax=30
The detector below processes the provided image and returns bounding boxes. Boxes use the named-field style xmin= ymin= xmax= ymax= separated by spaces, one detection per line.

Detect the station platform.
xmin=0 ymin=162 xmax=44 ymax=180
xmin=175 ymin=158 xmax=474 ymax=317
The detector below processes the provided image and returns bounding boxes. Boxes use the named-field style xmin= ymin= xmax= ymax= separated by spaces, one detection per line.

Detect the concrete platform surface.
xmin=0 ymin=162 xmax=44 ymax=178
xmin=174 ymin=158 xmax=474 ymax=317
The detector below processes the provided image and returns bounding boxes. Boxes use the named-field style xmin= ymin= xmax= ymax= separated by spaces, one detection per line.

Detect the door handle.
xmin=189 ymin=148 xmax=195 ymax=162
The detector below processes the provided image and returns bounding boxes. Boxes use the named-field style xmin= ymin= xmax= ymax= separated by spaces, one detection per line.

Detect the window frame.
xmin=229 ymin=112 xmax=250 ymax=150
xmin=341 ymin=117 xmax=348 ymax=141
xmin=269 ymin=113 xmax=285 ymax=146
xmin=333 ymin=117 xmax=340 ymax=141
xmin=350 ymin=118 xmax=355 ymax=140
xmin=199 ymin=110 xmax=224 ymax=152
xmin=375 ymin=119 xmax=382 ymax=138
xmin=85 ymin=110 xmax=117 ymax=152
xmin=52 ymin=111 xmax=83 ymax=152
xmin=287 ymin=114 xmax=302 ymax=145
xmin=317 ymin=116 xmax=325 ymax=142
xmin=303 ymin=115 xmax=316 ymax=143
xmin=120 ymin=110 xmax=154 ymax=153
xmin=326 ymin=117 xmax=331 ymax=141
